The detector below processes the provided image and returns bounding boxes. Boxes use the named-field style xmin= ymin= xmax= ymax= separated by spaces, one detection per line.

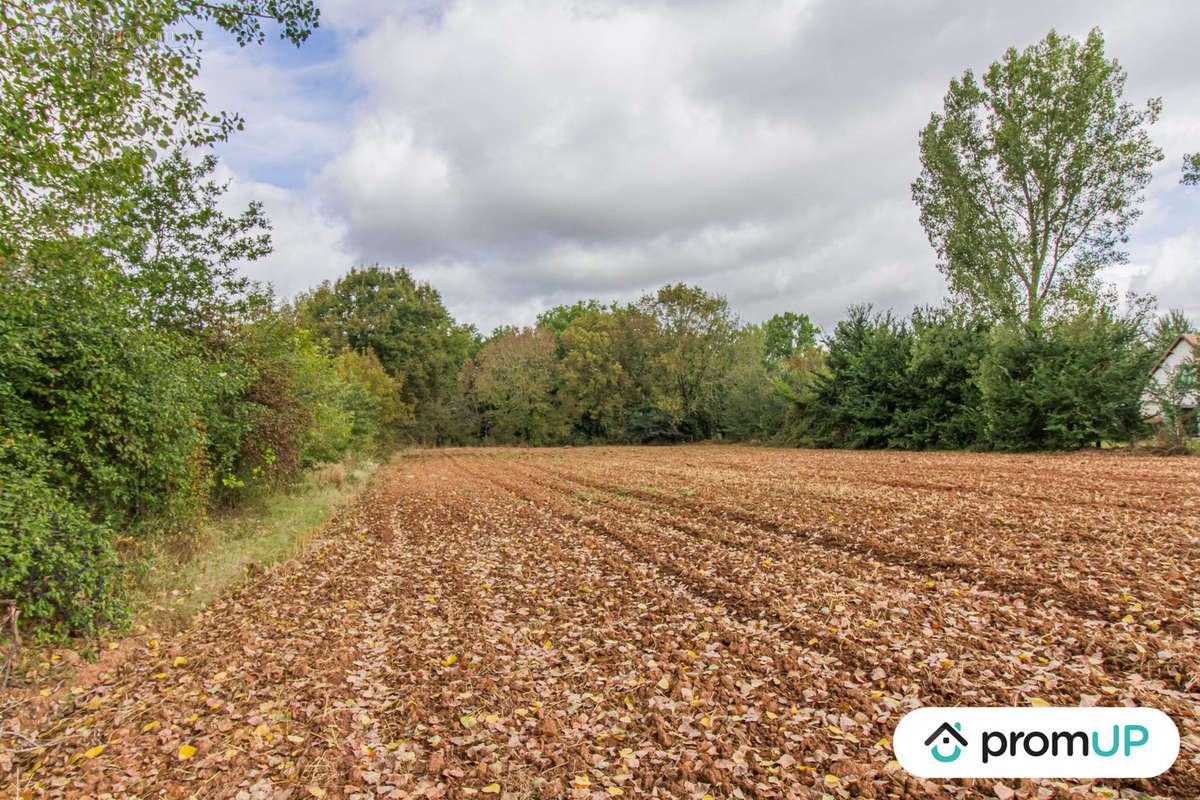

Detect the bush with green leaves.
xmin=2 ymin=246 xmax=211 ymax=535
xmin=887 ymin=309 xmax=988 ymax=450
xmin=0 ymin=459 xmax=126 ymax=638
xmin=977 ymin=309 xmax=1153 ymax=450
xmin=796 ymin=305 xmax=913 ymax=449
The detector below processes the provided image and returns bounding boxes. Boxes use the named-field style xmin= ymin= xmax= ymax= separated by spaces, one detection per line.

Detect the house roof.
xmin=924 ymin=722 xmax=968 ymax=747
xmin=1149 ymin=332 xmax=1198 ymax=378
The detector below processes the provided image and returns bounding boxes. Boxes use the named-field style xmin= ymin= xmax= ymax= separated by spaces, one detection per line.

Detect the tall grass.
xmin=135 ymin=459 xmax=379 ymax=631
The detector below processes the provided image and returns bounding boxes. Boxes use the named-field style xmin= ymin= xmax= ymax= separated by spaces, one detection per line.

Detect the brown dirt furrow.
xmin=3 ymin=446 xmax=1197 ymax=800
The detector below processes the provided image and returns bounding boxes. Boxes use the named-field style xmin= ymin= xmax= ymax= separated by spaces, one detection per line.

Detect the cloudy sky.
xmin=199 ymin=0 xmax=1200 ymax=334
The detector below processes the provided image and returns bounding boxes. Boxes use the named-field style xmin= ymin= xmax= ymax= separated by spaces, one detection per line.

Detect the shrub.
xmin=0 ymin=459 xmax=126 ymax=638
xmin=977 ymin=311 xmax=1152 ymax=450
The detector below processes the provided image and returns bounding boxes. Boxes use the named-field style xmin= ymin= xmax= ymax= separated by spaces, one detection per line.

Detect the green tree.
xmin=1150 ymin=308 xmax=1196 ymax=355
xmin=0 ymin=0 xmax=321 ymax=637
xmin=636 ymin=284 xmax=736 ymax=439
xmin=889 ymin=308 xmax=987 ymax=449
xmin=473 ymin=328 xmax=571 ymax=445
xmin=719 ymin=326 xmax=788 ymax=440
xmin=761 ymin=312 xmax=820 ymax=364
xmin=913 ymin=28 xmax=1162 ymax=324
xmin=804 ymin=305 xmax=914 ymax=449
xmin=977 ymin=307 xmax=1152 ymax=450
xmin=536 ymin=299 xmax=606 ymax=335
xmin=296 ymin=266 xmax=474 ymax=441
xmin=333 ymin=349 xmax=413 ymax=453
xmin=560 ymin=309 xmax=641 ymax=441
xmin=0 ymin=0 xmax=317 ymax=259
xmin=112 ymin=150 xmax=272 ymax=333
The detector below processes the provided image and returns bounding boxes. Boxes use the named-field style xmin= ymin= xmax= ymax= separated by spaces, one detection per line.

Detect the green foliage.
xmin=888 ymin=309 xmax=988 ymax=450
xmin=719 ymin=327 xmax=788 ymax=440
xmin=1150 ymin=308 xmax=1196 ymax=355
xmin=802 ymin=306 xmax=913 ymax=449
xmin=471 ymin=328 xmax=572 ymax=445
xmin=1183 ymin=152 xmax=1200 ymax=186
xmin=0 ymin=462 xmax=126 ymax=638
xmin=295 ymin=265 xmax=474 ymax=442
xmin=333 ymin=350 xmax=414 ymax=453
xmin=0 ymin=0 xmax=330 ymax=639
xmin=560 ymin=310 xmax=640 ymax=441
xmin=0 ymin=0 xmax=317 ymax=258
xmin=536 ymin=299 xmax=606 ymax=335
xmin=761 ymin=312 xmax=820 ymax=364
xmin=913 ymin=28 xmax=1162 ymax=324
xmin=111 ymin=150 xmax=272 ymax=333
xmin=977 ymin=310 xmax=1153 ymax=450
xmin=1 ymin=245 xmax=210 ymax=534
xmin=636 ymin=284 xmax=736 ymax=440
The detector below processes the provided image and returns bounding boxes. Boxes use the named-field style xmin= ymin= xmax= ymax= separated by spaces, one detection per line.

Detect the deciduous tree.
xmin=0 ymin=0 xmax=318 ymax=259
xmin=913 ymin=28 xmax=1162 ymax=324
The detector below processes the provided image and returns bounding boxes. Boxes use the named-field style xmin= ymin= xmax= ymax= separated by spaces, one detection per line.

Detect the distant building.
xmin=1142 ymin=333 xmax=1198 ymax=435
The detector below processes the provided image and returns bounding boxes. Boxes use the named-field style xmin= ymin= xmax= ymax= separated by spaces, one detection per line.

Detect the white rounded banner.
xmin=894 ymin=706 xmax=1179 ymax=778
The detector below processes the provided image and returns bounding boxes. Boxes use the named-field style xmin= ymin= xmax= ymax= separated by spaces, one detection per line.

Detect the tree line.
xmin=1 ymin=4 xmax=1197 ymax=640
xmin=295 ymin=265 xmax=1194 ymax=453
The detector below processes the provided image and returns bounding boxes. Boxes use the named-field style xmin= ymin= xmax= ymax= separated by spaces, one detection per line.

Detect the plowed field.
xmin=4 ymin=446 xmax=1199 ymax=799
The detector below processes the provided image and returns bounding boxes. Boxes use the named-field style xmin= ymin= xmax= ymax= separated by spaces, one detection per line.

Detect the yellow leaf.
xmin=484 ymin=713 xmax=500 ymax=724
xmin=481 ymin=783 xmax=501 ymax=794
xmin=306 ymin=787 xmax=327 ymax=798
xmin=1121 ymin=614 xmax=1134 ymax=623
xmin=824 ymin=774 xmax=840 ymax=786
xmin=178 ymin=744 xmax=197 ymax=760
xmin=460 ymin=715 xmax=477 ymax=729
xmin=573 ymin=775 xmax=592 ymax=788
xmin=441 ymin=654 xmax=458 ymax=667
xmin=173 ymin=656 xmax=188 ymax=667
xmin=1029 ymin=698 xmax=1051 ymax=707
xmin=84 ymin=745 xmax=105 ymax=759
xmin=608 ymin=788 xmax=624 ymax=796
xmin=142 ymin=721 xmax=160 ymax=732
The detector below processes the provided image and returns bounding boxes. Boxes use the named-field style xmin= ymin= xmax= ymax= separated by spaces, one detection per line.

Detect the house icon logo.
xmin=924 ymin=721 xmax=967 ymax=762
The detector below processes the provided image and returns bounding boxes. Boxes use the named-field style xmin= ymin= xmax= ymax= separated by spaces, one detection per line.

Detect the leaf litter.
xmin=2 ymin=446 xmax=1197 ymax=799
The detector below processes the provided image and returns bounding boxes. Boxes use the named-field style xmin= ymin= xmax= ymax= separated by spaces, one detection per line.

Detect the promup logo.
xmin=924 ymin=721 xmax=967 ymax=763
xmin=894 ymin=707 xmax=1178 ymax=779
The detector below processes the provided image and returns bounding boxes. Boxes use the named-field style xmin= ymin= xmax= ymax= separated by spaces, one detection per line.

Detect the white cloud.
xmin=215 ymin=165 xmax=355 ymax=301
xmin=203 ymin=0 xmax=1200 ymax=332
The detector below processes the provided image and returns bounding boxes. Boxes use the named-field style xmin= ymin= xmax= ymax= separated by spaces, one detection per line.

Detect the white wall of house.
xmin=1142 ymin=335 xmax=1198 ymax=418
